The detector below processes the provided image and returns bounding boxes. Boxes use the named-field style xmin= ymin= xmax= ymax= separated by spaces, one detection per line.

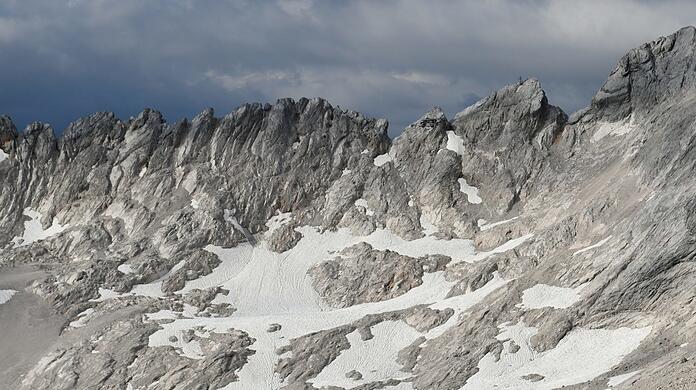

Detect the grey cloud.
xmin=1 ymin=0 xmax=695 ymax=136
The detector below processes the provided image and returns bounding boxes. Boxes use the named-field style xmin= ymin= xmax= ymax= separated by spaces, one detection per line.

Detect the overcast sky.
xmin=1 ymin=0 xmax=696 ymax=136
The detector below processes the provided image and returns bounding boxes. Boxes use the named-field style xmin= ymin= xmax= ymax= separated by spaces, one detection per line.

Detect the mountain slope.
xmin=2 ymin=27 xmax=696 ymax=390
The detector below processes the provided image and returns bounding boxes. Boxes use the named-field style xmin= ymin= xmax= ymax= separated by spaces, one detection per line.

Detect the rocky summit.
xmin=2 ymin=26 xmax=696 ymax=390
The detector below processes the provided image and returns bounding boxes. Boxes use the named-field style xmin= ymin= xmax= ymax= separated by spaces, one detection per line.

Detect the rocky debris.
xmin=161 ymin=250 xmax=221 ymax=294
xmin=345 ymin=369 xmax=363 ymax=380
xmin=180 ymin=286 xmax=226 ymax=311
xmin=267 ymin=323 xmax=282 ymax=333
xmin=309 ymin=242 xmax=449 ymax=308
xmin=267 ymin=223 xmax=303 ymax=253
xmin=521 ymin=373 xmax=545 ymax=382
xmin=403 ymin=306 xmax=453 ymax=332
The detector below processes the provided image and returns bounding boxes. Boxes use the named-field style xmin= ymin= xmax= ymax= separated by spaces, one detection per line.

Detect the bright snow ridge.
xmin=573 ymin=236 xmax=612 ymax=256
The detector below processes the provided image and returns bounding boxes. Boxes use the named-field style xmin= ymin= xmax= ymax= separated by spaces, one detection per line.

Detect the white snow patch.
xmin=680 ymin=342 xmax=689 ymax=348
xmin=69 ymin=308 xmax=95 ymax=328
xmin=341 ymin=168 xmax=352 ymax=177
xmin=117 ymin=264 xmax=134 ymax=274
xmin=310 ymin=321 xmax=421 ymax=388
xmin=190 ymin=199 xmax=200 ymax=209
xmin=573 ymin=236 xmax=612 ymax=256
xmin=354 ymin=198 xmax=375 ymax=217
xmin=458 ymin=178 xmax=482 ymax=204
xmin=462 ymin=322 xmax=652 ymax=390
xmin=0 ymin=289 xmax=17 ymax=305
xmin=373 ymin=152 xmax=393 ymax=167
xmin=11 ymin=208 xmax=68 ymax=247
xmin=445 ymin=131 xmax=465 ymax=155
xmin=607 ymin=370 xmax=640 ymax=387
xmin=478 ymin=217 xmax=518 ymax=231
xmin=91 ymin=287 xmax=123 ymax=302
xmin=592 ymin=115 xmax=638 ymax=142
xmin=0 ymin=148 xmax=7 ymax=162
xmin=518 ymin=284 xmax=585 ymax=310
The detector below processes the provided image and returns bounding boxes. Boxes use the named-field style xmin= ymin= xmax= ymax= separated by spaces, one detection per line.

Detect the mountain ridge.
xmin=1 ymin=26 xmax=696 ymax=390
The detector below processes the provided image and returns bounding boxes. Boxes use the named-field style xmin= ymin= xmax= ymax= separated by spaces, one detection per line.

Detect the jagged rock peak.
xmin=591 ymin=25 xmax=696 ymax=121
xmin=451 ymin=78 xmax=566 ymax=149
xmin=418 ymin=106 xmax=447 ymax=122
xmin=0 ymin=115 xmax=18 ymax=148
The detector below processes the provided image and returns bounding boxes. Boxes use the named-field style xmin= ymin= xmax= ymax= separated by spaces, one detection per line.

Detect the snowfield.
xmin=462 ymin=322 xmax=651 ymax=390
xmin=93 ymin=212 xmax=650 ymax=390
xmin=310 ymin=321 xmax=421 ymax=388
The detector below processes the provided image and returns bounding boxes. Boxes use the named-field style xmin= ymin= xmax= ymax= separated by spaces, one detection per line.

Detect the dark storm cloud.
xmin=1 ymin=0 xmax=695 ymax=136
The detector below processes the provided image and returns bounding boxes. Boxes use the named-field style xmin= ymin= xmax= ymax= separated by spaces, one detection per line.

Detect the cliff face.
xmin=2 ymin=27 xmax=696 ymax=390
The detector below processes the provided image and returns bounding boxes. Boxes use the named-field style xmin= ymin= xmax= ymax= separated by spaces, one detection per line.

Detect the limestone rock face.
xmin=4 ymin=27 xmax=696 ymax=390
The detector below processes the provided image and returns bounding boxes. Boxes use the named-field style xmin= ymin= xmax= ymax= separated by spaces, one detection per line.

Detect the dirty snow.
xmin=11 ymin=208 xmax=68 ymax=247
xmin=0 ymin=289 xmax=17 ymax=305
xmin=458 ymin=178 xmax=482 ymax=204
xmin=462 ymin=322 xmax=652 ymax=390
xmin=373 ymin=152 xmax=393 ymax=167
xmin=592 ymin=115 xmax=638 ymax=142
xmin=573 ymin=236 xmax=612 ymax=256
xmin=517 ymin=284 xmax=585 ymax=310
xmin=606 ymin=370 xmax=640 ymax=387
xmin=445 ymin=131 xmax=465 ymax=155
